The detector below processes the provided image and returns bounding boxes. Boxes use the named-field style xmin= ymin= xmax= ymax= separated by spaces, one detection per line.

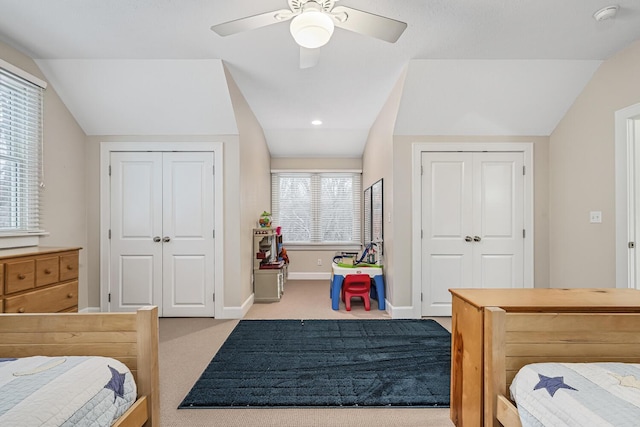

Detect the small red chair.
xmin=341 ymin=274 xmax=371 ymax=311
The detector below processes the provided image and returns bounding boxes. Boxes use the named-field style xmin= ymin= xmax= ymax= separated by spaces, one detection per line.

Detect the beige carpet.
xmin=159 ymin=280 xmax=454 ymax=427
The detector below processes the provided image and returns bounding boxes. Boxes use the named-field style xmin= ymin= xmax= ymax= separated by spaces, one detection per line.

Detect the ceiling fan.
xmin=210 ymin=0 xmax=407 ymax=69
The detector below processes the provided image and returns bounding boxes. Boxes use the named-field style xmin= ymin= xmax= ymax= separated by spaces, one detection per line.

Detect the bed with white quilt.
xmin=509 ymin=362 xmax=640 ymax=427
xmin=0 ymin=306 xmax=159 ymax=427
xmin=0 ymin=356 xmax=137 ymax=426
xmin=483 ymin=307 xmax=640 ymax=427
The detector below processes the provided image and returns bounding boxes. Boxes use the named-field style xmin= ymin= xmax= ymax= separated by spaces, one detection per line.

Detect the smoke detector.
xmin=593 ymin=5 xmax=619 ymax=21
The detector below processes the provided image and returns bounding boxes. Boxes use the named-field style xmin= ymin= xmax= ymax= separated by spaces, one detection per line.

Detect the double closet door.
xmin=421 ymin=151 xmax=525 ymax=316
xmin=109 ymin=151 xmax=215 ymax=317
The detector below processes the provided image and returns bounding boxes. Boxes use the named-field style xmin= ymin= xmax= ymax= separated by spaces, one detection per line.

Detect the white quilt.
xmin=510 ymin=362 xmax=640 ymax=427
xmin=0 ymin=356 xmax=137 ymax=427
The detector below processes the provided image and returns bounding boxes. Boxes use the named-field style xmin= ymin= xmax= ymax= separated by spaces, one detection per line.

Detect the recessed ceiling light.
xmin=593 ymin=5 xmax=619 ymax=21
xmin=311 ymin=120 xmax=322 ymax=125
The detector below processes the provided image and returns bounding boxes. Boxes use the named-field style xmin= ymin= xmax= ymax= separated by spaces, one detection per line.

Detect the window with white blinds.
xmin=0 ymin=66 xmax=44 ymax=233
xmin=272 ymin=172 xmax=361 ymax=247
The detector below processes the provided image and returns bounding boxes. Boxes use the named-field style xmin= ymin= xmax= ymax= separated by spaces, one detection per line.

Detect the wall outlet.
xmin=590 ymin=211 xmax=602 ymax=223
xmin=317 ymin=258 xmax=322 ymax=266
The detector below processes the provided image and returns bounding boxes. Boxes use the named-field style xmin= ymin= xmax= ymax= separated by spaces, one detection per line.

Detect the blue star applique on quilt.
xmin=104 ymin=365 xmax=126 ymax=402
xmin=534 ymin=374 xmax=578 ymax=397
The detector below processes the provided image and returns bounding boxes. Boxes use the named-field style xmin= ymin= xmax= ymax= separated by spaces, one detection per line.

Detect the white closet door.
xmin=472 ymin=153 xmax=524 ymax=289
xmin=421 ymin=152 xmax=474 ymax=316
xmin=421 ymin=151 xmax=525 ymax=316
xmin=161 ymin=152 xmax=215 ymax=317
xmin=109 ymin=152 xmax=163 ymax=312
xmin=109 ymin=151 xmax=215 ymax=317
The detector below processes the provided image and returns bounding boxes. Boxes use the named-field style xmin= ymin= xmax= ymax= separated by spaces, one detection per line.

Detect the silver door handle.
xmin=474 ymin=236 xmax=481 ymax=242
xmin=163 ymin=236 xmax=171 ymax=242
xmin=153 ymin=236 xmax=161 ymax=242
xmin=464 ymin=236 xmax=473 ymax=242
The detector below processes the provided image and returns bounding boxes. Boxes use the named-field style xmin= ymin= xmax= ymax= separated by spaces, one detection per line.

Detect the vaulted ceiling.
xmin=0 ymin=0 xmax=639 ymax=157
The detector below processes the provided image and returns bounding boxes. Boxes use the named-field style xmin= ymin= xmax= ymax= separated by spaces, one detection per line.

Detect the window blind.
xmin=272 ymin=172 xmax=361 ymax=245
xmin=0 ymin=67 xmax=44 ymax=232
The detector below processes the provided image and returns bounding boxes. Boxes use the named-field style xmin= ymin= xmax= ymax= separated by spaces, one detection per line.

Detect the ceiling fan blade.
xmin=300 ymin=47 xmax=320 ymax=69
xmin=331 ymin=6 xmax=407 ymax=43
xmin=211 ymin=9 xmax=294 ymax=37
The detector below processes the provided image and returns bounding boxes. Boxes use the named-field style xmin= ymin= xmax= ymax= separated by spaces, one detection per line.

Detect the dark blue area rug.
xmin=179 ymin=319 xmax=451 ymax=408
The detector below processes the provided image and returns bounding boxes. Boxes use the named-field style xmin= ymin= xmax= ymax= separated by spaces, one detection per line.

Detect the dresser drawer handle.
xmin=66 ymin=265 xmax=73 ymax=270
xmin=44 ymin=268 xmax=52 ymax=274
xmin=18 ymin=274 xmax=25 ymax=280
xmin=67 ymin=293 xmax=74 ymax=298
xmin=18 ymin=308 xmax=25 ymax=313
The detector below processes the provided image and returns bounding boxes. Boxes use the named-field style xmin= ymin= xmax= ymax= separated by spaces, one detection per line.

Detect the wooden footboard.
xmin=0 ymin=306 xmax=159 ymax=427
xmin=484 ymin=307 xmax=640 ymax=427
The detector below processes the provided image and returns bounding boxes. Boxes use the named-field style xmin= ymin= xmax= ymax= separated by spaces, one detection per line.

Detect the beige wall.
xmin=0 ymin=41 xmax=89 ymax=308
xmin=362 ymin=66 xmax=407 ymax=308
xmin=270 ymin=157 xmax=362 ymax=276
xmin=549 ymin=39 xmax=640 ymax=288
xmin=225 ymin=65 xmax=271 ymax=305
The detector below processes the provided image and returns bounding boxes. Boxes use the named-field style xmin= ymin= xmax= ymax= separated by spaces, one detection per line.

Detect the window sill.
xmin=0 ymin=232 xmax=49 ymax=249
xmin=284 ymin=243 xmax=362 ymax=252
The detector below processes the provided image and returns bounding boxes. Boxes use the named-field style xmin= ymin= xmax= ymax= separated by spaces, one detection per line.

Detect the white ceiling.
xmin=0 ymin=0 xmax=639 ymax=157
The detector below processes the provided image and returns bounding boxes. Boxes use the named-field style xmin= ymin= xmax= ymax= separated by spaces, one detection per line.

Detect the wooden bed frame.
xmin=484 ymin=307 xmax=640 ymax=427
xmin=0 ymin=306 xmax=159 ymax=427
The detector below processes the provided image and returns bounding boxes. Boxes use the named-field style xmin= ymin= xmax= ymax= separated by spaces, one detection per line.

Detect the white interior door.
xmin=421 ymin=151 xmax=525 ymax=316
xmin=161 ymin=152 xmax=215 ymax=316
xmin=421 ymin=152 xmax=474 ymax=316
xmin=109 ymin=152 xmax=163 ymax=312
xmin=109 ymin=151 xmax=215 ymax=317
xmin=473 ymin=153 xmax=524 ymax=289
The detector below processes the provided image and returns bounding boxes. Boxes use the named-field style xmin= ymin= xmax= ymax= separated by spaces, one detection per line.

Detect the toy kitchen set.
xmin=253 ymin=227 xmax=288 ymax=302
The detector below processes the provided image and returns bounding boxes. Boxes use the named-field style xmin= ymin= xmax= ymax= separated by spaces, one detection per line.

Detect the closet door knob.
xmin=153 ymin=236 xmax=161 ymax=242
xmin=464 ymin=236 xmax=473 ymax=242
xmin=163 ymin=236 xmax=171 ymax=243
xmin=473 ymin=236 xmax=482 ymax=242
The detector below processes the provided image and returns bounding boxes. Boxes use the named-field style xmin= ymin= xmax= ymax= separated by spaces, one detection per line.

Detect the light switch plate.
xmin=590 ymin=211 xmax=602 ymax=223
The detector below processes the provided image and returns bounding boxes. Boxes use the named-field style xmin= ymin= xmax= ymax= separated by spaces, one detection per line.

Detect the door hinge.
xmin=421 ymin=293 xmax=423 ymax=302
xmin=108 ymin=293 xmax=111 ymax=303
xmin=421 ymin=166 xmax=424 ymax=176
xmin=523 ymin=229 xmax=526 ymax=238
xmin=109 ymin=165 xmax=111 ymax=176
xmin=213 ymin=230 xmax=215 ymax=238
xmin=108 ymin=229 xmax=111 ymax=239
xmin=213 ymin=165 xmax=215 ymax=175
xmin=421 ymin=229 xmax=423 ymax=239
xmin=212 ymin=294 xmax=215 ymax=302
xmin=523 ymin=166 xmax=525 ymax=175
xmin=630 ymin=242 xmax=636 ymax=249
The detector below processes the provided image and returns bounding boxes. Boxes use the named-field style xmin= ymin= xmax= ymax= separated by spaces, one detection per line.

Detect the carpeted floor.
xmin=179 ymin=319 xmax=451 ymax=409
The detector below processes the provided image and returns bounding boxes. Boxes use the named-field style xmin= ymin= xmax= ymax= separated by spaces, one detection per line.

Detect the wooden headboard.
xmin=484 ymin=307 xmax=640 ymax=427
xmin=0 ymin=306 xmax=159 ymax=427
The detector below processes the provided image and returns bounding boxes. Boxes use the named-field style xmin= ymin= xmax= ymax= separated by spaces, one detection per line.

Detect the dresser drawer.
xmin=36 ymin=256 xmax=60 ymax=287
xmin=5 ymin=260 xmax=35 ymax=294
xmin=4 ymin=280 xmax=78 ymax=313
xmin=59 ymin=253 xmax=79 ymax=281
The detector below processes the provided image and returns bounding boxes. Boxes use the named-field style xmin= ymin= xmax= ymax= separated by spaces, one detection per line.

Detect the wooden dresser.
xmin=449 ymin=288 xmax=640 ymax=427
xmin=0 ymin=246 xmax=81 ymax=313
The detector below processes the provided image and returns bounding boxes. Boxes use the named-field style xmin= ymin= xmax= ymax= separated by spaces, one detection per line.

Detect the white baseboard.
xmin=386 ymin=301 xmax=420 ymax=319
xmin=288 ymin=272 xmax=332 ymax=281
xmin=80 ymin=307 xmax=101 ymax=313
xmin=216 ymin=294 xmax=254 ymax=319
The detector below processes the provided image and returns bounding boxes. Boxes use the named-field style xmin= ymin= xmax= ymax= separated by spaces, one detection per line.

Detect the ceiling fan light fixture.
xmin=290 ymin=10 xmax=334 ymax=49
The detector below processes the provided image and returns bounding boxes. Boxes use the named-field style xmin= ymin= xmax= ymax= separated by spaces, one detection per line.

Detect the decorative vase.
xmin=259 ymin=211 xmax=272 ymax=228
